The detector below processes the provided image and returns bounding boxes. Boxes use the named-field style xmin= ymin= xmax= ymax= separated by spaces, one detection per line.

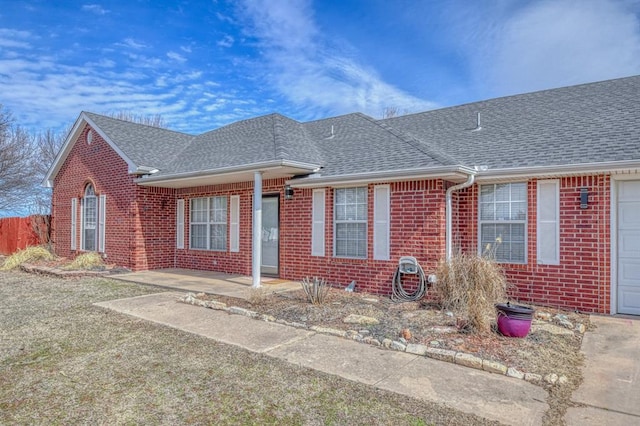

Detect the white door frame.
xmin=610 ymin=173 xmax=640 ymax=314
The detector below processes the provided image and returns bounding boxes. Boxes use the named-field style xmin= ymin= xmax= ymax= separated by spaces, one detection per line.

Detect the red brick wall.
xmin=455 ymin=176 xmax=611 ymax=313
xmin=51 ymin=124 xmax=177 ymax=270
xmin=52 ymin=128 xmax=613 ymax=312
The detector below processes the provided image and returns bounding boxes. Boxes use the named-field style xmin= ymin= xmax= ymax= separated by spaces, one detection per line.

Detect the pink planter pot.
xmin=496 ymin=303 xmax=534 ymax=338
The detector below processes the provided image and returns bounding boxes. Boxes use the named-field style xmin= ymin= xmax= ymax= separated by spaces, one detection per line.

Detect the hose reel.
xmin=391 ymin=256 xmax=428 ymax=302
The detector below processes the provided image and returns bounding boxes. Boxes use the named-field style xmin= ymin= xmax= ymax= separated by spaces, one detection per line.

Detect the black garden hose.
xmin=391 ymin=263 xmax=427 ymax=302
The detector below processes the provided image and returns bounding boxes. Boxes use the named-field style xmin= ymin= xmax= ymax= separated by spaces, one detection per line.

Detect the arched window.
xmin=82 ymin=184 xmax=97 ymax=251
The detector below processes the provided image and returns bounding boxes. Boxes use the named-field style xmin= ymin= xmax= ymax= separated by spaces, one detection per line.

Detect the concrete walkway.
xmin=566 ymin=315 xmax=640 ymax=425
xmin=96 ymin=291 xmax=548 ymax=426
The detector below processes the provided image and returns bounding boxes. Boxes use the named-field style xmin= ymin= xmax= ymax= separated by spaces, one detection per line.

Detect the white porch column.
xmin=252 ymin=171 xmax=263 ymax=288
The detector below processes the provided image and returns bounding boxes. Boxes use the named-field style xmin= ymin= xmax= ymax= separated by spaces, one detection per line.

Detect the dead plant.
xmin=0 ymin=246 xmax=54 ymax=270
xmin=247 ymin=286 xmax=271 ymax=306
xmin=300 ymin=276 xmax=330 ymax=305
xmin=432 ymin=253 xmax=508 ymax=333
xmin=63 ymin=252 xmax=105 ymax=270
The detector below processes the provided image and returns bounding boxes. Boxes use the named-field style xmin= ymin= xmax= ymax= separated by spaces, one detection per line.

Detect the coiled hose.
xmin=391 ymin=263 xmax=428 ymax=301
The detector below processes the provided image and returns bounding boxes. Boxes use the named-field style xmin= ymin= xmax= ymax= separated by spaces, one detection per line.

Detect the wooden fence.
xmin=0 ymin=215 xmax=51 ymax=255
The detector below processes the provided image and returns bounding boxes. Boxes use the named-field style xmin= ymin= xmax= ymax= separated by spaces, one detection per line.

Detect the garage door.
xmin=617 ymin=180 xmax=640 ymax=315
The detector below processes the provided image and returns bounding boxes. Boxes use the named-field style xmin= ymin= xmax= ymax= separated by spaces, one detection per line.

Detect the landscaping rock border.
xmin=20 ymin=263 xmax=110 ymax=278
xmin=179 ymin=292 xmax=571 ymax=386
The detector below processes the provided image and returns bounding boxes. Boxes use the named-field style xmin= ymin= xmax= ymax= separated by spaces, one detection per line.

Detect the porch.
xmin=111 ymin=268 xmax=300 ymax=300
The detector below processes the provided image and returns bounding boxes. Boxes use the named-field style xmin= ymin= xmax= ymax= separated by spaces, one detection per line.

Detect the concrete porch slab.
xmin=110 ymin=268 xmax=300 ymax=300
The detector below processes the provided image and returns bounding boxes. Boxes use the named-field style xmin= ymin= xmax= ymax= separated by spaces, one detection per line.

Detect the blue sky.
xmin=1 ymin=0 xmax=640 ymax=135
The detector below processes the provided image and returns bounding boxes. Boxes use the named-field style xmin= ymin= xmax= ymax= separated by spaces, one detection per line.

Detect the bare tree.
xmin=0 ymin=105 xmax=38 ymax=213
xmin=29 ymin=128 xmax=68 ymax=214
xmin=109 ymin=111 xmax=166 ymax=128
xmin=383 ymin=106 xmax=400 ymax=118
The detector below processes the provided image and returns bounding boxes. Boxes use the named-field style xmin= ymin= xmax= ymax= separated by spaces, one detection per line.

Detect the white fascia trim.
xmin=42 ymin=112 xmax=138 ymax=187
xmin=475 ymin=160 xmax=640 ymax=182
xmin=135 ymin=159 xmax=321 ymax=186
xmin=286 ymin=166 xmax=477 ymax=188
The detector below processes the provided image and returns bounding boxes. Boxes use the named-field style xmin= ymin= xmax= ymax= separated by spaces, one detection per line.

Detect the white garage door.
xmin=617 ymin=180 xmax=640 ymax=315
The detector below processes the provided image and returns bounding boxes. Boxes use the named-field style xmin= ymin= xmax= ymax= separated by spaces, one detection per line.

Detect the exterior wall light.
xmin=284 ymin=185 xmax=294 ymax=200
xmin=580 ymin=187 xmax=589 ymax=209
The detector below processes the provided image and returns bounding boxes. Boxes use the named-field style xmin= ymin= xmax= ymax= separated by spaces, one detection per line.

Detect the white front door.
xmin=617 ymin=180 xmax=640 ymax=315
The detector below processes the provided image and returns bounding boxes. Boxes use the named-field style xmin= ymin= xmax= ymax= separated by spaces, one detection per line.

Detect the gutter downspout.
xmin=445 ymin=171 xmax=476 ymax=261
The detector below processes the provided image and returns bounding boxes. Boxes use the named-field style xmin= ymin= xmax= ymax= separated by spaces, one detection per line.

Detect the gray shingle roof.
xmin=84 ymin=112 xmax=194 ymax=170
xmin=382 ymin=76 xmax=640 ymax=169
xmin=82 ymin=75 xmax=640 ymax=182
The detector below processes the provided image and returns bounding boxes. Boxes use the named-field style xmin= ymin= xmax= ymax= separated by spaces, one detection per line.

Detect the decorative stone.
xmin=382 ymin=338 xmax=393 ymax=348
xmin=343 ymin=314 xmax=379 ymax=325
xmin=310 ymin=326 xmax=347 ymax=337
xmin=575 ymin=323 xmax=586 ymax=334
xmin=364 ymin=337 xmax=381 ymax=346
xmin=196 ymin=292 xmax=206 ymax=298
xmin=406 ymin=343 xmax=428 ymax=356
xmin=362 ymin=297 xmax=379 ymax=303
xmin=429 ymin=340 xmax=441 ymax=347
xmin=544 ymin=373 xmax=559 ymax=384
xmin=524 ymin=373 xmax=542 ymax=383
xmin=531 ymin=322 xmax=574 ymax=336
xmin=535 ymin=311 xmax=552 ymax=321
xmin=391 ymin=341 xmax=407 ymax=351
xmin=425 ymin=347 xmax=456 ymax=363
xmin=483 ymin=359 xmax=508 ymax=375
xmin=559 ymin=319 xmax=574 ymax=329
xmin=554 ymin=314 xmax=569 ymax=321
xmin=455 ymin=352 xmax=483 ymax=370
xmin=260 ymin=314 xmax=276 ymax=322
xmin=228 ymin=306 xmax=258 ymax=318
xmin=207 ymin=300 xmax=227 ymax=310
xmin=507 ymin=367 xmax=525 ymax=379
xmin=358 ymin=329 xmax=371 ymax=335
xmin=558 ymin=375 xmax=569 ymax=385
xmin=399 ymin=337 xmax=407 ymax=344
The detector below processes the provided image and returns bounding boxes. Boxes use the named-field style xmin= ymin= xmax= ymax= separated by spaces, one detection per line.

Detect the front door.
xmin=617 ymin=180 xmax=640 ymax=315
xmin=261 ymin=196 xmax=279 ymax=276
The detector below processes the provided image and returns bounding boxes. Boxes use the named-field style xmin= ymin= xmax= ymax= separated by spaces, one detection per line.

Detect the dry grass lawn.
xmin=0 ymin=271 xmax=498 ymax=425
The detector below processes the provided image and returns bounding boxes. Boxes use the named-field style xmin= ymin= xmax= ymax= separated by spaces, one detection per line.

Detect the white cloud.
xmin=238 ymin=0 xmax=435 ymax=118
xmin=217 ymin=35 xmax=234 ymax=48
xmin=81 ymin=4 xmax=109 ymax=15
xmin=118 ymin=38 xmax=147 ymax=49
xmin=465 ymin=0 xmax=640 ymax=96
xmin=166 ymin=51 xmax=186 ymax=63
xmin=0 ymin=28 xmax=32 ymax=49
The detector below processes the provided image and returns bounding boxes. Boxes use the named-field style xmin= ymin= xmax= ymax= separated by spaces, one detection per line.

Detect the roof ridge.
xmin=83 ymin=111 xmax=193 ymax=136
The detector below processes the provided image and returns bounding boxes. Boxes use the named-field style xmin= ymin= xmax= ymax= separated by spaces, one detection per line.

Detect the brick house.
xmin=44 ymin=76 xmax=640 ymax=315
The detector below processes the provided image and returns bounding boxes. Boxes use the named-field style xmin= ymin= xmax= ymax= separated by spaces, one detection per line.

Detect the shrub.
xmin=300 ymin=276 xmax=330 ymax=305
xmin=64 ymin=252 xmax=105 ymax=270
xmin=0 ymin=246 xmax=54 ymax=271
xmin=432 ymin=253 xmax=508 ymax=333
xmin=247 ymin=286 xmax=271 ymax=306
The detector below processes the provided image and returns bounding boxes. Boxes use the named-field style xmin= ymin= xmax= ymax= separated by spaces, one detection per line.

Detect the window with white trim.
xmin=190 ymin=196 xmax=227 ymax=251
xmin=334 ymin=187 xmax=367 ymax=258
xmin=479 ymin=182 xmax=527 ymax=263
xmin=81 ymin=184 xmax=97 ymax=251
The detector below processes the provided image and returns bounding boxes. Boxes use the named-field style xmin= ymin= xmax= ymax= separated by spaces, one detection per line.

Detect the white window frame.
xmin=478 ymin=182 xmax=527 ymax=263
xmin=537 ymin=180 xmax=560 ymax=265
xmin=189 ymin=196 xmax=227 ymax=251
xmin=334 ymin=186 xmax=367 ymax=259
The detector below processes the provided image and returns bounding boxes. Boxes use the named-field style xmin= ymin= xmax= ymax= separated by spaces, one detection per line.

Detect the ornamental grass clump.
xmin=63 ymin=252 xmax=105 ymax=270
xmin=300 ymin=276 xmax=331 ymax=305
xmin=433 ymin=253 xmax=508 ymax=334
xmin=0 ymin=246 xmax=54 ymax=270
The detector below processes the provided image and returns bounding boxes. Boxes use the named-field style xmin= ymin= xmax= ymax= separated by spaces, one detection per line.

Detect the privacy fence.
xmin=0 ymin=215 xmax=51 ymax=255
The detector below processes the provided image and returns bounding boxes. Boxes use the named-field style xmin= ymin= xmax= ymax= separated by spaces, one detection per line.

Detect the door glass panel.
xmin=261 ymin=197 xmax=279 ymax=274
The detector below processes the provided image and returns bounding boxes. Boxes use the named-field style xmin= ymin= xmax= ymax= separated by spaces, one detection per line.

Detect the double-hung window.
xmin=190 ymin=196 xmax=227 ymax=251
xmin=334 ymin=187 xmax=367 ymax=258
xmin=479 ymin=183 xmax=527 ymax=263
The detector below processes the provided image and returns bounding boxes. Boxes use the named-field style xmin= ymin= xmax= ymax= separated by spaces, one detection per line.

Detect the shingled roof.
xmin=45 ymin=75 xmax=640 ymax=188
